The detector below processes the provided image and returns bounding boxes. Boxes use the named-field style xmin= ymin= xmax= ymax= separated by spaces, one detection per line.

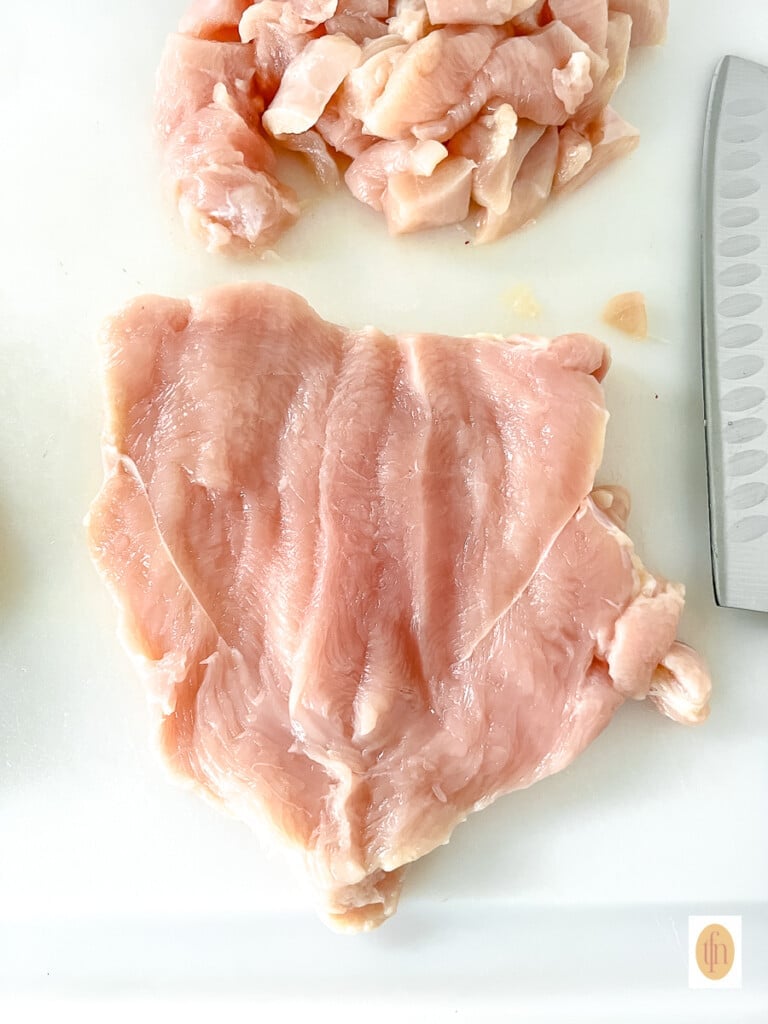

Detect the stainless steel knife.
xmin=702 ymin=54 xmax=768 ymax=612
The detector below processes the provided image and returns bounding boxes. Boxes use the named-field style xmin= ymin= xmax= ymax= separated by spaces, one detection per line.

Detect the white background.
xmin=0 ymin=1 xmax=766 ymax=1019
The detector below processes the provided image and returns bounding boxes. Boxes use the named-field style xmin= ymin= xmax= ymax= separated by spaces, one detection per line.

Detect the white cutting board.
xmin=0 ymin=1 xmax=766 ymax=1019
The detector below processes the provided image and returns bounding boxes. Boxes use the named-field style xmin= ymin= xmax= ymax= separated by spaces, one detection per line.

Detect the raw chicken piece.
xmin=345 ymin=137 xmax=449 ymax=209
xmin=164 ymin=100 xmax=300 ymax=251
xmin=315 ymin=97 xmax=371 ymax=156
xmin=547 ymin=0 xmax=609 ymax=56
xmin=340 ymin=36 xmax=409 ymax=120
xmin=344 ymin=0 xmax=388 ymax=15
xmin=424 ymin=0 xmax=535 ymax=25
xmin=360 ymin=26 xmax=501 ymax=140
xmin=155 ymin=33 xmax=261 ymax=135
xmin=325 ymin=0 xmax=389 ymax=37
xmin=268 ymin=127 xmax=342 ymax=184
xmin=511 ymin=0 xmax=549 ymax=34
xmin=289 ymin=0 xmax=340 ymax=23
xmin=238 ymin=3 xmax=319 ymax=100
xmin=573 ymin=9 xmax=632 ymax=127
xmin=156 ymin=0 xmax=669 ymax=248
xmin=89 ymin=283 xmax=711 ymax=931
xmin=156 ymin=32 xmax=299 ymax=252
xmin=313 ymin=35 xmax=405 ymax=156
xmin=556 ymin=105 xmax=640 ymax=195
xmin=262 ymin=33 xmax=362 ymax=136
xmin=381 ymin=155 xmax=474 ymax=232
xmin=453 ymin=116 xmax=545 ymax=218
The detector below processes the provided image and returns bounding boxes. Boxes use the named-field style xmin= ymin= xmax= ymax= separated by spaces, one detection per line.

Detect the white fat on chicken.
xmin=387 ymin=0 xmax=430 ymax=43
xmin=552 ymin=51 xmax=593 ymax=116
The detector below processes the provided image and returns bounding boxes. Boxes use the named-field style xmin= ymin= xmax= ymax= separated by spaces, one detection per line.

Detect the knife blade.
xmin=701 ymin=54 xmax=768 ymax=612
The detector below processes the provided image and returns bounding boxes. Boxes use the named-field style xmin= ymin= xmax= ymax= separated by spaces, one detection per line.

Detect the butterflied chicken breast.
xmin=88 ymin=283 xmax=711 ymax=930
xmin=155 ymin=0 xmax=669 ymax=250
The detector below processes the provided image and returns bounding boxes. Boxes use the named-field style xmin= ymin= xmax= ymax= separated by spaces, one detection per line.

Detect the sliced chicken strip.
xmin=362 ymin=26 xmax=501 ymax=140
xmin=554 ymin=122 xmax=592 ymax=189
xmin=450 ymin=103 xmax=524 ymax=215
xmin=263 ymin=33 xmax=362 ymax=136
xmin=156 ymin=34 xmax=299 ymax=252
xmin=270 ymin=127 xmax=341 ymax=184
xmin=573 ymin=10 xmax=632 ymax=127
xmin=475 ymin=124 xmax=558 ymax=242
xmin=345 ymin=137 xmax=449 ymax=209
xmin=485 ymin=22 xmax=607 ymax=126
xmin=381 ymin=156 xmax=474 ymax=233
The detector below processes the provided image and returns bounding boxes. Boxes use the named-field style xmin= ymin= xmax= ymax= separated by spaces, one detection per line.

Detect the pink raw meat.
xmin=156 ymin=32 xmax=299 ymax=251
xmin=155 ymin=0 xmax=668 ymax=251
xmin=88 ymin=283 xmax=712 ymax=931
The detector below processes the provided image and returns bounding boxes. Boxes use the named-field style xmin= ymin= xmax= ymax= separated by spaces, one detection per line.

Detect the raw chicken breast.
xmin=474 ymin=124 xmax=558 ymax=242
xmin=155 ymin=0 xmax=669 ymax=250
xmin=571 ymin=9 xmax=632 ymax=127
xmin=88 ymin=283 xmax=711 ymax=930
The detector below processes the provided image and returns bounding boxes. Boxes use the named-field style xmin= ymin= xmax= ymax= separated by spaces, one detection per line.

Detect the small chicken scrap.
xmin=155 ymin=0 xmax=669 ymax=252
xmin=603 ymin=290 xmax=648 ymax=338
